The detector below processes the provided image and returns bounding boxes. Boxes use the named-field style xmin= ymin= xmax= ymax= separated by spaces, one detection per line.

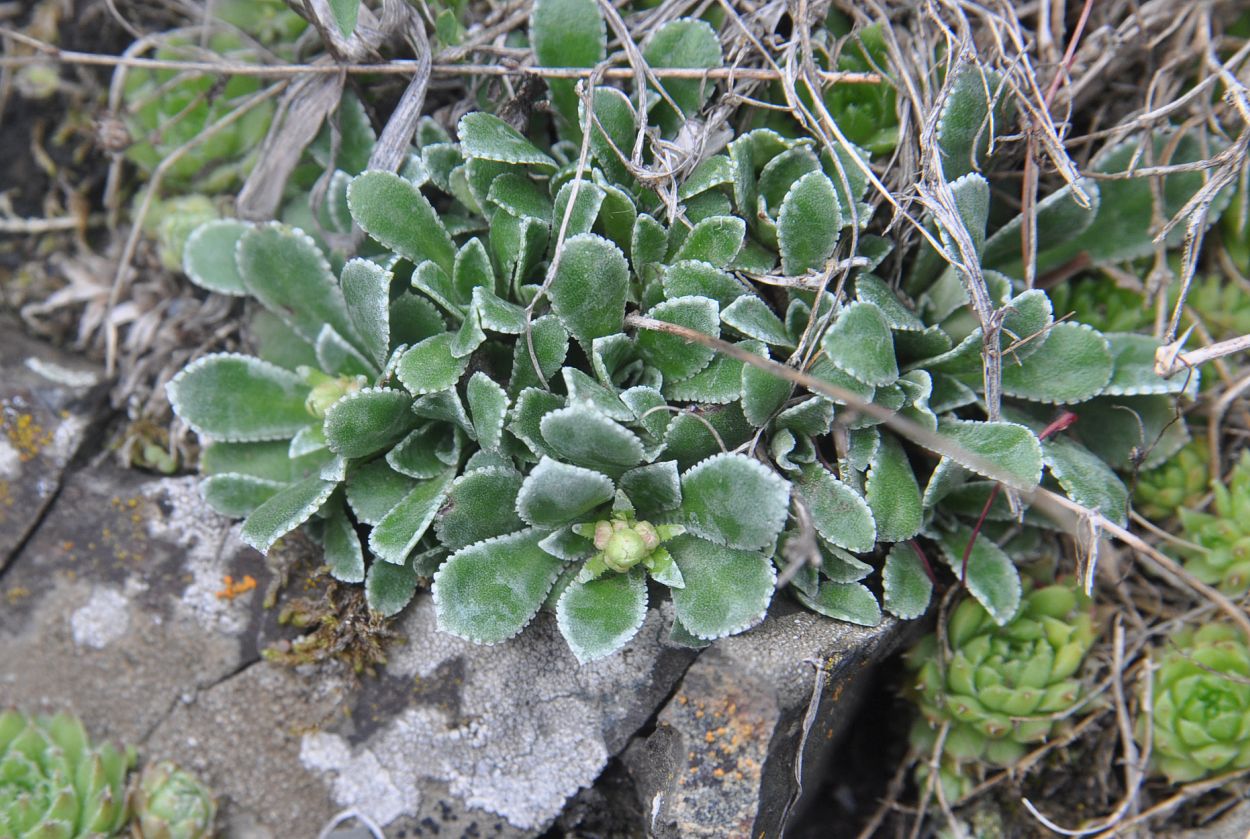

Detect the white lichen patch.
xmin=299 ymin=732 xmax=422 ymax=827
xmin=0 ymin=438 xmax=20 ymax=479
xmin=47 ymin=413 xmax=88 ymax=466
xmin=299 ymin=597 xmax=675 ymax=831
xmin=70 ymin=588 xmax=131 ymax=649
xmin=25 ymin=357 xmax=100 ymax=389
xmin=141 ymin=476 xmax=251 ymax=634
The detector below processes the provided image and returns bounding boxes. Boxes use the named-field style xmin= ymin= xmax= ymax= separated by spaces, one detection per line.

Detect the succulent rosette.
xmin=0 ymin=710 xmax=135 ymax=838
xmin=1140 ymin=623 xmax=1250 ymax=784
xmin=1176 ymin=450 xmax=1250 ymax=595
xmin=906 ymin=585 xmax=1097 ymax=797
xmin=1135 ymin=437 xmax=1209 ymax=522
xmin=129 ymin=761 xmax=216 ymax=839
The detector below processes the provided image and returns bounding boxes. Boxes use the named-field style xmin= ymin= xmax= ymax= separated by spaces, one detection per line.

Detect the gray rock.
xmin=623 ymin=602 xmax=911 ymax=839
xmin=0 ymin=318 xmax=108 ymax=570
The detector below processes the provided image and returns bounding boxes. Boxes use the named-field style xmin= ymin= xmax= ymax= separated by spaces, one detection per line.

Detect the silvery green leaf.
xmin=201 ymin=474 xmax=284 ymax=518
xmin=237 ymin=224 xmax=362 ymax=352
xmin=668 ymin=616 xmax=711 ymax=649
xmin=167 ymin=353 xmax=310 ymax=442
xmin=369 ymin=472 xmax=454 ymax=564
xmin=590 ymin=333 xmax=636 ymax=387
xmin=854 ymin=274 xmax=925 ymax=332
xmin=488 ymin=172 xmax=553 ymax=221
xmin=775 ymin=398 xmax=834 ymax=437
xmin=396 ymin=333 xmax=469 ymax=395
xmin=758 ymin=145 xmax=820 ymax=212
xmin=680 ymin=452 xmax=790 ymax=550
xmin=509 ymin=315 xmax=569 ymax=393
xmin=679 ymin=155 xmax=733 ymax=200
xmin=552 ymin=180 xmax=606 ymax=241
xmin=631 ymin=214 xmax=668 ymax=274
xmin=721 ymin=295 xmax=794 ymax=348
xmin=328 ymin=0 xmax=359 ymax=36
xmin=323 ymin=387 xmax=415 ymax=459
xmin=349 ymin=171 xmax=456 ymax=274
xmin=936 ymin=66 xmax=1012 ymax=180
xmin=539 ymin=527 xmax=594 ymax=561
xmin=1043 ymin=436 xmax=1129 ymax=526
xmin=413 ymin=388 xmax=473 ymax=434
xmin=999 ymin=323 xmax=1113 ymax=404
xmin=795 ymin=582 xmax=882 ymax=627
xmin=818 ymin=541 xmax=874 ymax=583
xmin=673 ymin=216 xmax=746 ymax=268
xmin=882 ymin=543 xmax=932 ymax=620
xmin=315 ymin=325 xmax=374 ymax=378
xmin=907 ymin=173 xmax=991 ymax=295
xmin=937 ymin=418 xmax=1043 ymax=490
xmin=507 ymin=388 xmax=565 ymax=459
xmin=410 ymin=262 xmax=462 ymax=317
xmin=436 ymin=466 xmax=525 ymax=551
xmin=183 ymin=219 xmax=250 ymax=296
xmin=820 ymin=301 xmax=898 ymax=386
xmin=340 ymin=258 xmax=391 ymax=369
xmin=866 ymin=432 xmax=923 ymax=542
xmin=516 ymin=457 xmax=615 ymax=527
xmin=583 ymin=87 xmax=636 ymax=186
xmin=795 ymin=466 xmax=876 ymax=553
xmin=450 ymin=304 xmax=486 ymax=358
xmin=741 ymin=344 xmax=791 ymax=426
xmin=464 ymin=157 xmax=518 ymax=211
xmin=472 ymin=287 xmax=527 ymax=334
xmin=324 ymin=501 xmax=365 ymax=583
xmin=809 ymin=356 xmax=877 ymax=405
xmin=490 ymin=211 xmax=549 ymax=290
xmin=240 ymin=475 xmax=337 ymax=554
xmin=668 ymin=534 xmax=774 ymax=639
xmin=249 ymin=309 xmax=319 ymax=371
xmin=1103 ymin=332 xmax=1198 ymax=397
xmin=557 ymin=568 xmax=648 ymax=662
xmin=562 ymin=367 xmax=631 ymax=421
xmin=459 ymin=112 xmax=555 ymax=168
xmin=548 ymin=233 xmax=628 ymax=347
xmin=927 ymin=372 xmax=977 ymax=413
xmin=467 ymin=372 xmax=510 ymax=450
xmin=661 ymin=402 xmax=754 ymax=469
xmin=530 ymin=0 xmax=605 ymax=131
xmin=387 ymin=424 xmax=457 ymax=479
xmin=620 ymin=386 xmax=669 ymax=440
xmin=936 ymin=526 xmax=1022 ymax=625
xmin=433 ymin=529 xmax=566 ymax=643
xmin=665 ymin=350 xmax=745 ymax=405
xmin=637 ymin=295 xmax=719 ymax=381
xmin=662 ymin=260 xmax=746 ymax=308
xmin=594 ymin=176 xmax=636 ymax=253
xmin=982 ymin=178 xmax=1100 ymax=275
xmin=619 ymin=460 xmax=683 ymax=515
xmin=345 ymin=460 xmax=415 ymax=525
xmin=999 ymin=289 xmax=1053 ymax=364
xmin=820 ymin=141 xmax=871 ymax=214
xmin=778 ymin=170 xmax=843 ymax=275
xmin=202 ymin=440 xmax=295 ymax=481
xmin=540 ymin=405 xmax=645 ymax=472
xmin=643 ymin=18 xmax=723 ymax=133
xmin=365 ymin=555 xmax=419 ymax=617
xmin=452 ymin=237 xmax=495 ymax=302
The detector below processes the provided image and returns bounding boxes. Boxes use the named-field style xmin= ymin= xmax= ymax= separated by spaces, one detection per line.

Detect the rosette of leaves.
xmin=0 ymin=709 xmax=135 ymax=838
xmin=1139 ymin=623 xmax=1250 ymax=783
xmin=129 ymin=761 xmax=216 ymax=839
xmin=905 ymin=585 xmax=1097 ymax=798
xmin=1174 ymin=450 xmax=1250 ymax=595
xmin=1134 ymin=437 xmax=1209 ymax=522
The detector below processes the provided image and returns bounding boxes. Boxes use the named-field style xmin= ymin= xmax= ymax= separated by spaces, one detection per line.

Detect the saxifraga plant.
xmin=166 ymin=0 xmax=1227 ymax=662
xmin=129 ymin=761 xmax=216 ymax=839
xmin=0 ymin=710 xmax=134 ymax=838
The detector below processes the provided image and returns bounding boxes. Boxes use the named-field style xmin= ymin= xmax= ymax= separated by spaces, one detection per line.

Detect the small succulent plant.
xmin=905 ymin=585 xmax=1097 ymax=800
xmin=129 ymin=761 xmax=216 ymax=839
xmin=1175 ymin=450 xmax=1250 ymax=595
xmin=1134 ymin=437 xmax=1209 ymax=522
xmin=1140 ymin=623 xmax=1250 ymax=783
xmin=0 ymin=710 xmax=135 ymax=838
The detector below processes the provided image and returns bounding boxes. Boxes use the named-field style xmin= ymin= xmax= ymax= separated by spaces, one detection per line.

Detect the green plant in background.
xmin=0 ymin=710 xmax=134 ymax=838
xmin=905 ymin=584 xmax=1098 ymax=801
xmin=120 ymin=0 xmax=305 ymax=193
xmin=1139 ymin=623 xmax=1250 ymax=783
xmin=142 ymin=195 xmax=221 ymax=272
xmin=1175 ymin=450 xmax=1250 ymax=595
xmin=129 ymin=761 xmax=216 ymax=839
xmin=1134 ymin=437 xmax=1209 ymax=522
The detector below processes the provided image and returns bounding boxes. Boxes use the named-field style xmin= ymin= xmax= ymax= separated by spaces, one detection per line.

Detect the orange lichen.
xmin=4 ymin=412 xmax=53 ymax=461
xmin=215 ymin=574 xmax=257 ymax=600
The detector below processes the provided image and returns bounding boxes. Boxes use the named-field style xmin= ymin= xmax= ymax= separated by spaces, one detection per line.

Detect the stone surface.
xmin=623 ymin=602 xmax=912 ymax=839
xmin=0 ymin=317 xmax=108 ymax=569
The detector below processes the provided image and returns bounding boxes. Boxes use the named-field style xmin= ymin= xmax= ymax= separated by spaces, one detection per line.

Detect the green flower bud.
xmin=131 ymin=760 xmax=216 ymax=839
xmin=0 ymin=709 xmax=135 ymax=838
xmin=1139 ymin=623 xmax=1250 ymax=784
